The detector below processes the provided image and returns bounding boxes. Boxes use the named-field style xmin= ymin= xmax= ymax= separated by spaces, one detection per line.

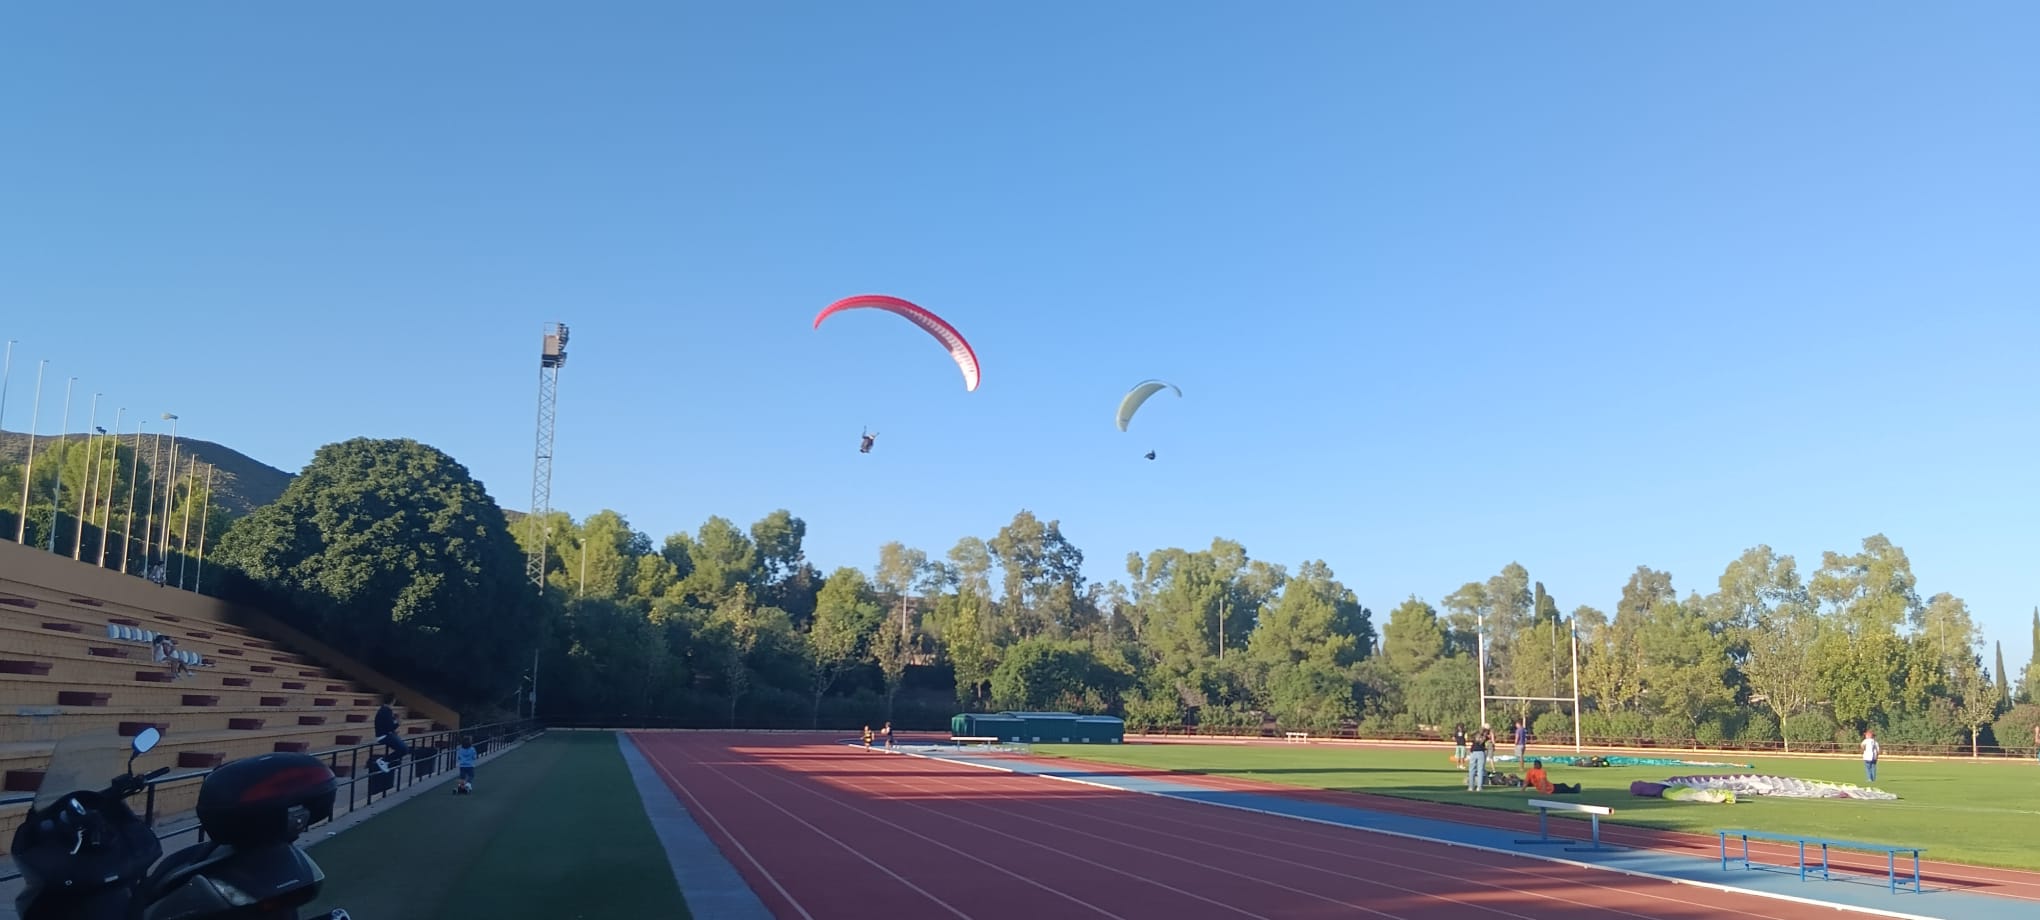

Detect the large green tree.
xmin=212 ymin=438 xmax=543 ymax=709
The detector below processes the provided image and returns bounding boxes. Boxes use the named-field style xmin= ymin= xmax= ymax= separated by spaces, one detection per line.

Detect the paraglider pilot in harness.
xmin=1144 ymin=450 xmax=1156 ymax=460
xmin=859 ymin=430 xmax=878 ymax=454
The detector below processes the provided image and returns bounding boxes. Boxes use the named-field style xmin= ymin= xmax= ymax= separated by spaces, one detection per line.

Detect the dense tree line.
xmin=193 ymin=438 xmax=2040 ymax=749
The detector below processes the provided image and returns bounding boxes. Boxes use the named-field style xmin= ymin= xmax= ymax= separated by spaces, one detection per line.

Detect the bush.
xmin=1692 ymin=717 xmax=1731 ymax=746
xmin=1580 ymin=709 xmax=1648 ymax=743
xmin=1736 ymin=711 xmax=1781 ymax=744
xmin=1994 ymin=703 xmax=2040 ymax=755
xmin=1783 ymin=710 xmax=1838 ymax=749
xmin=1532 ymin=711 xmax=1572 ymax=740
xmin=1122 ymin=692 xmax=1183 ymax=731
xmin=1648 ymin=714 xmax=1692 ymax=744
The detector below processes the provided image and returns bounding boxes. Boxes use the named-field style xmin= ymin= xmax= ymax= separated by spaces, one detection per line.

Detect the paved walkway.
xmin=905 ymin=746 xmax=2027 ymax=920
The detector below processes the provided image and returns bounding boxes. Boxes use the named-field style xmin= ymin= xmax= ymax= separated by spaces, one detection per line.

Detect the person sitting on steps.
xmin=373 ymin=696 xmax=412 ymax=772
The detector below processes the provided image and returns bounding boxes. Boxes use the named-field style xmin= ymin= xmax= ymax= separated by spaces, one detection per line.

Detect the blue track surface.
xmin=904 ymin=747 xmax=2026 ymax=920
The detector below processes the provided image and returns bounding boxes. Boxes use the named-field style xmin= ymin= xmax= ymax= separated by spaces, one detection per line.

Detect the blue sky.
xmin=4 ymin=4 xmax=2035 ymax=668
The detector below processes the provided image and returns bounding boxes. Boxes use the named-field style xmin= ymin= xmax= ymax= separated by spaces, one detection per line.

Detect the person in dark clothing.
xmin=374 ymin=696 xmax=412 ymax=772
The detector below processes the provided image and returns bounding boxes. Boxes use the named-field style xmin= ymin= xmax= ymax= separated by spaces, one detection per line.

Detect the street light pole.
xmin=15 ymin=361 xmax=46 ymax=543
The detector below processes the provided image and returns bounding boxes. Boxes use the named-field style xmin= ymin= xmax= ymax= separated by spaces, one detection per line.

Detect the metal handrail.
xmin=1 ymin=718 xmax=540 ymax=883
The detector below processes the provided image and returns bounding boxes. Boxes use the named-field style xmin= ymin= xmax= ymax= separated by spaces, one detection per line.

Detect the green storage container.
xmin=1073 ymin=716 xmax=1125 ymax=744
xmin=958 ymin=714 xmax=1026 ymax=741
xmin=1004 ymin=711 xmax=1083 ymax=742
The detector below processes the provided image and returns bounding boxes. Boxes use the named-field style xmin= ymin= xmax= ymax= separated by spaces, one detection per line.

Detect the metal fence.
xmin=1 ymin=718 xmax=540 ymax=883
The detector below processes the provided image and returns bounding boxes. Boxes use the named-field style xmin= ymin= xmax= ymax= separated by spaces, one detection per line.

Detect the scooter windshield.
xmin=34 ymin=731 xmax=137 ymax=811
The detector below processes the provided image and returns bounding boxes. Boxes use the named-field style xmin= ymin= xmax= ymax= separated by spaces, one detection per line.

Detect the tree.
xmin=676 ymin=516 xmax=758 ymax=606
xmin=1380 ymin=597 xmax=1446 ymax=679
xmin=1243 ymin=559 xmax=1372 ymax=677
xmin=752 ymin=510 xmax=820 ymax=623
xmin=2026 ymin=609 xmax=2040 ymax=703
xmin=1742 ymin=598 xmax=1823 ymax=751
xmin=805 ymin=568 xmax=882 ymax=727
xmin=871 ymin=613 xmax=914 ymax=721
xmin=1633 ymin=598 xmax=1733 ymax=732
xmin=1953 ymin=660 xmax=2005 ymax=757
xmin=211 ymin=437 xmax=542 ymax=709
xmin=1995 ymin=641 xmax=2011 ymax=708
xmin=1916 ymin=592 xmax=1980 ymax=678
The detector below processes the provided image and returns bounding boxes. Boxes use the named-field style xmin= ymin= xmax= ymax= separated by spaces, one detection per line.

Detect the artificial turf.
xmin=305 ymin=732 xmax=692 ymax=919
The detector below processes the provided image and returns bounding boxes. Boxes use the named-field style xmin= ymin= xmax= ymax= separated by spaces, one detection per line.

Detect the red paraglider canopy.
xmin=813 ymin=294 xmax=981 ymax=392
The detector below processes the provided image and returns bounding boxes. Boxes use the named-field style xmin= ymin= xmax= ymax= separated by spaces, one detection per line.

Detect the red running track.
xmin=633 ymin=733 xmax=1822 ymax=920
xmin=1047 ymin=748 xmax=2040 ymax=906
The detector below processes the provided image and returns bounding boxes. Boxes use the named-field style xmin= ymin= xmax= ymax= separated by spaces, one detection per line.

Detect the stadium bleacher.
xmin=0 ymin=540 xmax=453 ymax=856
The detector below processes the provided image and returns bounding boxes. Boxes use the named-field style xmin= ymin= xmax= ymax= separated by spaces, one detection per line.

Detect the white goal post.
xmin=1476 ymin=618 xmax=1584 ymax=753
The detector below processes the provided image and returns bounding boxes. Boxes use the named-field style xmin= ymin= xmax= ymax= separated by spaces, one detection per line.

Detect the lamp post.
xmin=74 ymin=393 xmax=100 ymax=558
xmin=14 ymin=360 xmax=46 ymax=543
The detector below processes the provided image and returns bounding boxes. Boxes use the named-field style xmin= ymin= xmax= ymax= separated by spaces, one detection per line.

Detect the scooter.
xmin=11 ymin=726 xmax=351 ymax=919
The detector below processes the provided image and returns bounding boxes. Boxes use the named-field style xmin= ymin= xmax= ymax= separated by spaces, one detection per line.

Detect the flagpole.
xmin=121 ymin=419 xmax=145 ymax=571
xmin=74 ymin=393 xmax=100 ymax=558
xmin=15 ymin=361 xmax=46 ymax=543
xmin=45 ymin=378 xmax=76 ymax=551
xmin=194 ymin=464 xmax=214 ymax=593
xmin=95 ymin=408 xmax=122 ymax=566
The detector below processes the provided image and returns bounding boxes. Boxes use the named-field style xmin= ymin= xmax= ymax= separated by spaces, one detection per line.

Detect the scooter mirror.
xmin=132 ymin=727 xmax=162 ymax=755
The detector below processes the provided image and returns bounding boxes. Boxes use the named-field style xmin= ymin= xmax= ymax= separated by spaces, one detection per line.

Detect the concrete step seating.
xmin=1 ymin=584 xmax=449 ymax=854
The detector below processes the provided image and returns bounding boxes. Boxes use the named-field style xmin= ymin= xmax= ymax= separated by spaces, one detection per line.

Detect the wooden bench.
xmin=1718 ymin=828 xmax=1923 ymax=894
xmin=1283 ymin=731 xmax=1310 ymax=742
xmin=1515 ymin=799 xmax=1617 ymax=852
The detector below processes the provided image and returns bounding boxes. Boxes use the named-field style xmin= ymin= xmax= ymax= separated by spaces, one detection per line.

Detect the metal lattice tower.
xmin=527 ymin=323 xmax=569 ymax=592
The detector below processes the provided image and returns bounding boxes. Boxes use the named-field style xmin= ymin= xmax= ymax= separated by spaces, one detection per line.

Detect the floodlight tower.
xmin=526 ymin=323 xmax=569 ymax=593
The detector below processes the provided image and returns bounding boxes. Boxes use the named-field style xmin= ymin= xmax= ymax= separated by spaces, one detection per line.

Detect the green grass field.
xmin=305 ymin=732 xmax=692 ymax=920
xmin=1032 ymin=742 xmax=2040 ymax=871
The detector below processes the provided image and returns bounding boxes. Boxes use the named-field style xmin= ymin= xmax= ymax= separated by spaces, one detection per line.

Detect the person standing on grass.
xmin=1861 ymin=728 xmax=1881 ymax=782
xmin=2032 ymin=723 xmax=2039 ymax=764
xmin=1452 ymin=723 xmax=1468 ymax=766
xmin=1468 ymin=726 xmax=1491 ymax=792
xmin=1513 ymin=717 xmax=1528 ymax=764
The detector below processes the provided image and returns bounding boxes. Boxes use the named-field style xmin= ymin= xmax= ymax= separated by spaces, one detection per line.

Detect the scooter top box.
xmin=196 ymin=752 xmax=338 ymax=847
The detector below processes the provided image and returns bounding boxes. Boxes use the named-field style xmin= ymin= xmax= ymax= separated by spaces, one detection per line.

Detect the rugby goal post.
xmin=1476 ymin=616 xmax=1584 ymax=753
